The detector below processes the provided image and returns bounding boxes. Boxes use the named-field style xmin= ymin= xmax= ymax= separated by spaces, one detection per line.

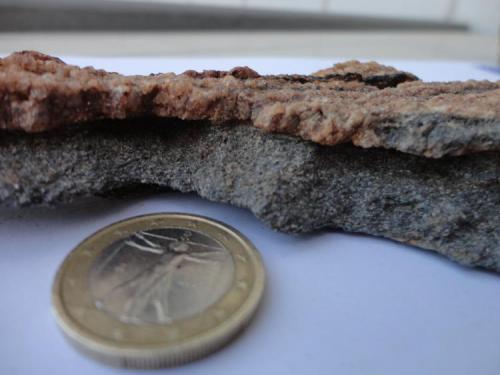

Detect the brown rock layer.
xmin=0 ymin=51 xmax=499 ymax=157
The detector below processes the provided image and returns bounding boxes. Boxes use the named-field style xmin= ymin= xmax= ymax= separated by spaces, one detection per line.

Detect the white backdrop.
xmin=0 ymin=57 xmax=499 ymax=375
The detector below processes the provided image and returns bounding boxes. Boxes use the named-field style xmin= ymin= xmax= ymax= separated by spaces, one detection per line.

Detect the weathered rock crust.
xmin=1 ymin=51 xmax=499 ymax=158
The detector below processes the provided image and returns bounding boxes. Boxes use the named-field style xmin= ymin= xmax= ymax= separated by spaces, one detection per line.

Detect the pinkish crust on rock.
xmin=313 ymin=60 xmax=411 ymax=79
xmin=0 ymin=51 xmax=499 ymax=158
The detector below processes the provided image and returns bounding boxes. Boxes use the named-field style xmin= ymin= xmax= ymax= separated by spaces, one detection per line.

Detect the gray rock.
xmin=1 ymin=119 xmax=499 ymax=272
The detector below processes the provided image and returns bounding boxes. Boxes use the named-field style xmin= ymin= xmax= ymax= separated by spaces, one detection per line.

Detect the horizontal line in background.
xmin=0 ymin=1 xmax=467 ymax=31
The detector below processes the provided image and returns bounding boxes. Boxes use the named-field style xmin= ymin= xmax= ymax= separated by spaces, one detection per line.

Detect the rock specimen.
xmin=1 ymin=119 xmax=499 ymax=273
xmin=1 ymin=52 xmax=499 ymax=272
xmin=1 ymin=51 xmax=499 ymax=158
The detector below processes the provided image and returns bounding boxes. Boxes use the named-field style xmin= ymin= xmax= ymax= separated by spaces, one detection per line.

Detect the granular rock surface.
xmin=1 ymin=119 xmax=499 ymax=273
xmin=1 ymin=51 xmax=499 ymax=158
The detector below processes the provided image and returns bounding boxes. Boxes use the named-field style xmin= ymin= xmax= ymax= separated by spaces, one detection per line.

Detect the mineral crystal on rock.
xmin=1 ymin=51 xmax=499 ymax=158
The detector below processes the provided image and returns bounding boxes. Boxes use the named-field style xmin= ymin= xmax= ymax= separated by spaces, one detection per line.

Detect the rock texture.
xmin=1 ymin=119 xmax=499 ymax=273
xmin=1 ymin=51 xmax=499 ymax=158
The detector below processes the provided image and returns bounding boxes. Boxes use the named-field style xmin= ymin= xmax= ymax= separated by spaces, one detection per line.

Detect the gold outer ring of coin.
xmin=52 ymin=213 xmax=266 ymax=368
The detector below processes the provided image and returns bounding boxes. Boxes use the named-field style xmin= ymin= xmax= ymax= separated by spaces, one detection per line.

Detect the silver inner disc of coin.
xmin=88 ymin=228 xmax=235 ymax=325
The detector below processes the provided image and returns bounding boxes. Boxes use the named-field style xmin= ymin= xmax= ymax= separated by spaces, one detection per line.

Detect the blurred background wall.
xmin=0 ymin=0 xmax=498 ymax=34
xmin=0 ymin=0 xmax=497 ymax=64
xmin=116 ymin=0 xmax=498 ymax=34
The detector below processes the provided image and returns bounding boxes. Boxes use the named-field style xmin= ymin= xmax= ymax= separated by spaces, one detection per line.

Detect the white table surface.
xmin=1 ymin=57 xmax=499 ymax=375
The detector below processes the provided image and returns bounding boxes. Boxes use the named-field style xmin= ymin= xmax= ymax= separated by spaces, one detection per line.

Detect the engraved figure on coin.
xmin=88 ymin=228 xmax=235 ymax=325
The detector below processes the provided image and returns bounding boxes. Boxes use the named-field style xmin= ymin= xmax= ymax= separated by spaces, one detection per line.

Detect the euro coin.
xmin=52 ymin=213 xmax=265 ymax=368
